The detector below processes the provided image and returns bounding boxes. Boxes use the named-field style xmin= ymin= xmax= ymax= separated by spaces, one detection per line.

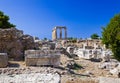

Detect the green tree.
xmin=0 ymin=11 xmax=15 ymax=29
xmin=67 ymin=37 xmax=73 ymax=40
xmin=102 ymin=14 xmax=120 ymax=61
xmin=91 ymin=33 xmax=99 ymax=39
xmin=44 ymin=37 xmax=47 ymax=40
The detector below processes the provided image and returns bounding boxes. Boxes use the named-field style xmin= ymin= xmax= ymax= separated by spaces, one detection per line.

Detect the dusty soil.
xmin=60 ymin=54 xmax=113 ymax=77
xmin=60 ymin=54 xmax=115 ymax=83
xmin=0 ymin=54 xmax=116 ymax=83
xmin=7 ymin=54 xmax=112 ymax=77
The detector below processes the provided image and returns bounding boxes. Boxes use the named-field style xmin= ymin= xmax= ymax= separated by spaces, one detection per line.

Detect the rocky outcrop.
xmin=0 ymin=28 xmax=35 ymax=60
xmin=20 ymin=35 xmax=35 ymax=50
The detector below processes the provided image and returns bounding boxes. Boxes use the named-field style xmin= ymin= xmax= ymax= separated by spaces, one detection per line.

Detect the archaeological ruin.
xmin=25 ymin=50 xmax=61 ymax=67
xmin=52 ymin=26 xmax=67 ymax=40
xmin=0 ymin=27 xmax=120 ymax=83
xmin=0 ymin=28 xmax=35 ymax=60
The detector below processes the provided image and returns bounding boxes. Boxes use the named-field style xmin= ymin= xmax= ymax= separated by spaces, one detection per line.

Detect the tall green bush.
xmin=102 ymin=14 xmax=120 ymax=61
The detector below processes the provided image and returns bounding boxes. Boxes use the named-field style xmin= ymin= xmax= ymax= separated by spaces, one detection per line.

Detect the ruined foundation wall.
xmin=0 ymin=28 xmax=35 ymax=60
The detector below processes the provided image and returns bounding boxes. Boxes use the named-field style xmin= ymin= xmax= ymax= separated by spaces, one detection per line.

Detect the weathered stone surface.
xmin=98 ymin=77 xmax=120 ymax=83
xmin=98 ymin=62 xmax=118 ymax=70
xmin=0 ymin=67 xmax=64 ymax=83
xmin=34 ymin=40 xmax=56 ymax=50
xmin=25 ymin=50 xmax=61 ymax=67
xmin=0 ymin=53 xmax=8 ymax=68
xmin=66 ymin=46 xmax=74 ymax=54
xmin=109 ymin=63 xmax=120 ymax=77
xmin=110 ymin=68 xmax=119 ymax=76
xmin=20 ymin=35 xmax=35 ymax=50
xmin=0 ymin=28 xmax=36 ymax=60
xmin=0 ymin=73 xmax=60 ymax=83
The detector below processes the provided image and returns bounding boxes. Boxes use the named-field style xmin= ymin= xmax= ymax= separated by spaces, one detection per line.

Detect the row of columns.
xmin=52 ymin=26 xmax=67 ymax=40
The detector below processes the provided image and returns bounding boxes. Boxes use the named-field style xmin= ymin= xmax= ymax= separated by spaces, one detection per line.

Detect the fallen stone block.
xmin=0 ymin=53 xmax=8 ymax=68
xmin=25 ymin=50 xmax=61 ymax=67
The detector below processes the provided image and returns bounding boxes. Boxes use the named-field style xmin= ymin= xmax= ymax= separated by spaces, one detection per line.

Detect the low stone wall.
xmin=0 ymin=53 xmax=8 ymax=68
xmin=25 ymin=50 xmax=61 ymax=67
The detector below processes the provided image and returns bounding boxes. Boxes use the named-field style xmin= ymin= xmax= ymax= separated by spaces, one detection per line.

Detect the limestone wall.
xmin=25 ymin=50 xmax=61 ymax=67
xmin=0 ymin=28 xmax=35 ymax=60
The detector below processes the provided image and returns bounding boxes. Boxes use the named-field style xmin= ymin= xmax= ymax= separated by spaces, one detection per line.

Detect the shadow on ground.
xmin=8 ymin=62 xmax=20 ymax=67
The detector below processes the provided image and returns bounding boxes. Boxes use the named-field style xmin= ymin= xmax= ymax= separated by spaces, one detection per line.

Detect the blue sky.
xmin=0 ymin=0 xmax=120 ymax=39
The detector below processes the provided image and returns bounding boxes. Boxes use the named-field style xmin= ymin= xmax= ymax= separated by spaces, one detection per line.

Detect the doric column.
xmin=52 ymin=30 xmax=54 ymax=40
xmin=65 ymin=28 xmax=67 ymax=39
xmin=52 ymin=28 xmax=57 ymax=40
xmin=60 ymin=28 xmax=62 ymax=39
xmin=55 ymin=28 xmax=57 ymax=39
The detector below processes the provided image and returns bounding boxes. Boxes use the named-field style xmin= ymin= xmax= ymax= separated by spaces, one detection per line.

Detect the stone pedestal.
xmin=0 ymin=53 xmax=8 ymax=68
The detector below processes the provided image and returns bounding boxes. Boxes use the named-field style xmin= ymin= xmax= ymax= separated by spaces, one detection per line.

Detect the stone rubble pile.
xmin=34 ymin=40 xmax=56 ymax=50
xmin=98 ymin=61 xmax=118 ymax=70
xmin=66 ymin=44 xmax=112 ymax=61
xmin=109 ymin=63 xmax=120 ymax=77
xmin=98 ymin=59 xmax=120 ymax=78
xmin=63 ymin=40 xmax=120 ymax=78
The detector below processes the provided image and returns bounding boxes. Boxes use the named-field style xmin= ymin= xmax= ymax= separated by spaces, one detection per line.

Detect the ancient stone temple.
xmin=52 ymin=26 xmax=67 ymax=40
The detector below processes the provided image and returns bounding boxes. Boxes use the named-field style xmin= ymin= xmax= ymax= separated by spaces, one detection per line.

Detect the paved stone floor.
xmin=0 ymin=73 xmax=60 ymax=83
